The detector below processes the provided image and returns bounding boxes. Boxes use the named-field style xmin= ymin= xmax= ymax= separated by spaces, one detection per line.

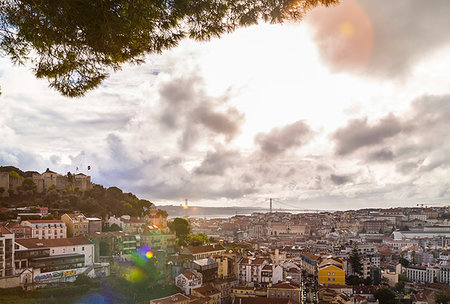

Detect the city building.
xmin=318 ymin=258 xmax=345 ymax=286
xmin=267 ymin=281 xmax=301 ymax=303
xmin=238 ymin=258 xmax=269 ymax=285
xmin=21 ymin=220 xmax=67 ymax=239
xmin=15 ymin=237 xmax=95 ymax=266
xmin=61 ymin=213 xmax=89 ymax=237
xmin=86 ymin=218 xmax=102 ymax=234
xmin=0 ymin=227 xmax=14 ymax=277
xmin=7 ymin=223 xmax=32 ymax=239
xmin=88 ymin=231 xmax=138 ymax=262
xmin=150 ymin=293 xmax=190 ymax=304
xmin=176 ymin=271 xmax=203 ymax=295
xmin=181 ymin=244 xmax=226 ymax=260
xmin=192 ymin=285 xmax=221 ymax=304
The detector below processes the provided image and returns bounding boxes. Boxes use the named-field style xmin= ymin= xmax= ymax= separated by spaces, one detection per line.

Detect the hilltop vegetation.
xmin=0 ymin=166 xmax=153 ymax=219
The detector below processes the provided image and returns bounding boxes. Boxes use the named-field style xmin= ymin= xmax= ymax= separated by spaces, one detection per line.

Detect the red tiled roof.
xmin=192 ymin=285 xmax=220 ymax=296
xmin=234 ymin=298 xmax=298 ymax=304
xmin=186 ymin=244 xmax=225 ymax=254
xmin=151 ymin=293 xmax=190 ymax=304
xmin=269 ymin=282 xmax=300 ymax=290
xmin=15 ymin=237 xmax=92 ymax=248
xmin=25 ymin=220 xmax=64 ymax=223
xmin=0 ymin=226 xmax=13 ymax=234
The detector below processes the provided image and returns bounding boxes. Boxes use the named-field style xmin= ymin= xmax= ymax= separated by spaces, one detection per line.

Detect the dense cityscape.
xmin=0 ymin=168 xmax=449 ymax=304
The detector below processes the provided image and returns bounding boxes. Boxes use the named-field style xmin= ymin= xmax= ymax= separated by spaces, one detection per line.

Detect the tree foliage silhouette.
xmin=0 ymin=0 xmax=337 ymax=97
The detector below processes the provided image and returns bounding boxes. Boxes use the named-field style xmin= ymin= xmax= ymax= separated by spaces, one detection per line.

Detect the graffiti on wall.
xmin=34 ymin=269 xmax=81 ymax=281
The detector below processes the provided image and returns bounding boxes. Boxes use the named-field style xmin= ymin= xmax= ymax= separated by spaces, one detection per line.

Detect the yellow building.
xmin=318 ymin=258 xmax=345 ymax=286
xmin=214 ymin=255 xmax=235 ymax=278
xmin=61 ymin=213 xmax=89 ymax=237
xmin=232 ymin=287 xmax=256 ymax=298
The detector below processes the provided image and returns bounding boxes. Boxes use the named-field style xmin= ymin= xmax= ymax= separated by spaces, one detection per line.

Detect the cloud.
xmin=157 ymin=75 xmax=244 ymax=151
xmin=307 ymin=0 xmax=450 ymax=77
xmin=255 ymin=120 xmax=314 ymax=157
xmin=194 ymin=148 xmax=240 ymax=176
xmin=332 ymin=114 xmax=403 ymax=155
xmin=367 ymin=148 xmax=394 ymax=162
xmin=330 ymin=174 xmax=353 ymax=185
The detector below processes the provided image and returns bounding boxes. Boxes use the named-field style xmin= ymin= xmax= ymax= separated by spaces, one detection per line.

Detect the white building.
xmin=238 ymin=258 xmax=269 ymax=285
xmin=15 ymin=237 xmax=94 ymax=266
xmin=406 ymin=266 xmax=440 ymax=283
xmin=175 ymin=271 xmax=202 ymax=295
xmin=261 ymin=264 xmax=283 ymax=285
xmin=0 ymin=227 xmax=15 ymax=277
xmin=22 ymin=220 xmax=67 ymax=240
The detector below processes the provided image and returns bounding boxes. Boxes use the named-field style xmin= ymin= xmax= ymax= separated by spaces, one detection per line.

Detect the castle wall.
xmin=56 ymin=176 xmax=68 ymax=190
xmin=1 ymin=170 xmax=93 ymax=195
xmin=0 ymin=172 xmax=9 ymax=197
xmin=32 ymin=173 xmax=45 ymax=193
xmin=8 ymin=176 xmax=24 ymax=194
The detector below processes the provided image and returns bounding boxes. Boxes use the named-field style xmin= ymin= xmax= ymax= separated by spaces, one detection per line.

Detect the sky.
xmin=1 ymin=0 xmax=450 ymax=211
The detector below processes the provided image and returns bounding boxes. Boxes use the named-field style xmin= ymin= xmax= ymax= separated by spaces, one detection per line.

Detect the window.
xmin=332 ymin=272 xmax=335 ymax=275
xmin=73 ymin=247 xmax=75 ymax=252
xmin=82 ymin=247 xmax=84 ymax=251
xmin=328 ymin=272 xmax=331 ymax=275
xmin=75 ymin=225 xmax=78 ymax=228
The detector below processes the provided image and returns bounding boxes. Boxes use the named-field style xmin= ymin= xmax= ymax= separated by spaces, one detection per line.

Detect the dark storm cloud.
xmin=330 ymin=174 xmax=353 ymax=185
xmin=158 ymin=75 xmax=244 ymax=151
xmin=307 ymin=0 xmax=450 ymax=76
xmin=333 ymin=114 xmax=402 ymax=155
xmin=367 ymin=148 xmax=394 ymax=162
xmin=333 ymin=94 xmax=450 ymax=182
xmin=194 ymin=149 xmax=240 ymax=176
xmin=255 ymin=120 xmax=314 ymax=157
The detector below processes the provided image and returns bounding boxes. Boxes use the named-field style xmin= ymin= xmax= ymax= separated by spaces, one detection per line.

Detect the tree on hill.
xmin=435 ymin=290 xmax=450 ymax=304
xmin=349 ymin=246 xmax=363 ymax=276
xmin=187 ymin=233 xmax=211 ymax=246
xmin=168 ymin=218 xmax=190 ymax=246
xmin=374 ymin=288 xmax=398 ymax=304
xmin=105 ymin=223 xmax=122 ymax=232
xmin=0 ymin=0 xmax=337 ymax=97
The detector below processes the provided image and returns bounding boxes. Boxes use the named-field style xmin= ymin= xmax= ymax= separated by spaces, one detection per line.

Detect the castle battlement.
xmin=0 ymin=168 xmax=92 ymax=197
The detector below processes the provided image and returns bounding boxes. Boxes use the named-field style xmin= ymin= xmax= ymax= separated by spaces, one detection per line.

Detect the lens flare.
xmin=340 ymin=22 xmax=355 ymax=38
xmin=145 ymin=251 xmax=153 ymax=259
xmin=126 ymin=267 xmax=144 ymax=283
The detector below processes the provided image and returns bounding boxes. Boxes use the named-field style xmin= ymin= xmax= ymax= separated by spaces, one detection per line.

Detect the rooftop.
xmin=151 ymin=293 xmax=190 ymax=304
xmin=16 ymin=237 xmax=92 ymax=248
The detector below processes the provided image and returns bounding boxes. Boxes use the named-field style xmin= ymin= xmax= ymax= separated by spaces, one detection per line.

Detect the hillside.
xmin=0 ymin=166 xmax=154 ymax=220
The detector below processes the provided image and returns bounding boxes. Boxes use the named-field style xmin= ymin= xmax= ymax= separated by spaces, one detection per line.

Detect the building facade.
xmin=61 ymin=213 xmax=89 ymax=237
xmin=22 ymin=220 xmax=67 ymax=240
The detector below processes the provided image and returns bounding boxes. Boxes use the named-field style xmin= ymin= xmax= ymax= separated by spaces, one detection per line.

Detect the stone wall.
xmin=1 ymin=170 xmax=93 ymax=195
xmin=0 ymin=172 xmax=9 ymax=197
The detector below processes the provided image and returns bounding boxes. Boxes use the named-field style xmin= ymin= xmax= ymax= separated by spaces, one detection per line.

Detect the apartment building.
xmin=15 ymin=237 xmax=95 ymax=267
xmin=406 ymin=265 xmax=440 ymax=283
xmin=176 ymin=271 xmax=203 ymax=295
xmin=22 ymin=220 xmax=66 ymax=239
xmin=238 ymin=258 xmax=269 ymax=285
xmin=7 ymin=223 xmax=32 ymax=239
xmin=61 ymin=213 xmax=89 ymax=237
xmin=181 ymin=244 xmax=226 ymax=260
xmin=0 ymin=226 xmax=14 ymax=277
xmin=267 ymin=281 xmax=301 ymax=303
